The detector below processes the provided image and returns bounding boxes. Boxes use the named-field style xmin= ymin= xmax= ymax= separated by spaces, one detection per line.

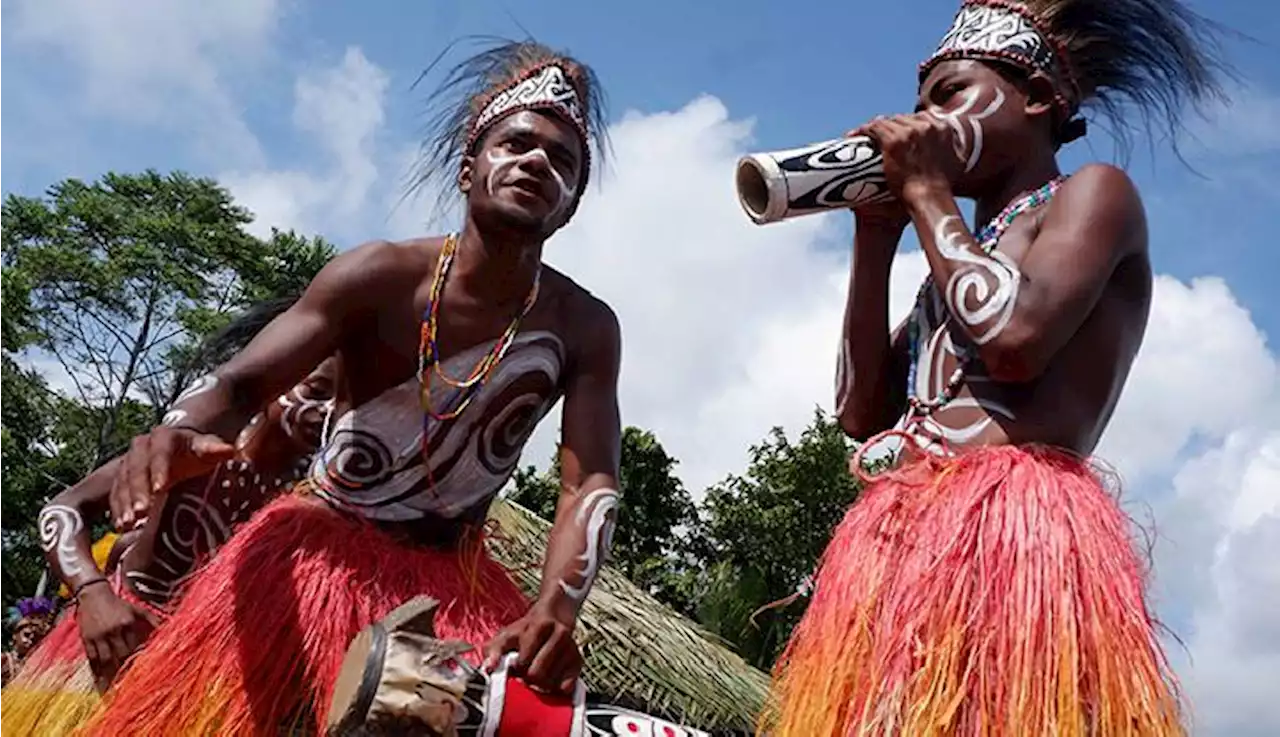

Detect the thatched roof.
xmin=485 ymin=499 xmax=770 ymax=733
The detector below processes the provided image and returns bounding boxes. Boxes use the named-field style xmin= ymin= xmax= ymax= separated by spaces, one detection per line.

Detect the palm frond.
xmin=486 ymin=499 xmax=770 ymax=733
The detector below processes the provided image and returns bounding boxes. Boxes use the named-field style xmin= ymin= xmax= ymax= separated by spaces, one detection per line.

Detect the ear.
xmin=458 ymin=155 xmax=474 ymax=194
xmin=1023 ymin=73 xmax=1058 ymax=120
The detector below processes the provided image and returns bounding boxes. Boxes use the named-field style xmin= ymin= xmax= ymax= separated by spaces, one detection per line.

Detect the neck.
xmin=451 ymin=217 xmax=545 ymax=306
xmin=973 ymin=148 xmax=1061 ymax=228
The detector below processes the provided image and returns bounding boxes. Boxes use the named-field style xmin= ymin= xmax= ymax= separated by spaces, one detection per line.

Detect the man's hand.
xmin=852 ymin=113 xmax=963 ymax=203
xmin=110 ymin=427 xmax=234 ymax=530
xmin=845 ymin=125 xmax=912 ymax=237
xmin=483 ymin=603 xmax=582 ymax=695
xmin=77 ymin=582 xmax=159 ymax=689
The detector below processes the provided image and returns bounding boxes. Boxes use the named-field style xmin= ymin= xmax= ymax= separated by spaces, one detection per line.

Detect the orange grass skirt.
xmin=78 ymin=494 xmax=529 ymax=736
xmin=761 ymin=444 xmax=1184 ymax=736
xmin=2 ymin=573 xmax=163 ymax=737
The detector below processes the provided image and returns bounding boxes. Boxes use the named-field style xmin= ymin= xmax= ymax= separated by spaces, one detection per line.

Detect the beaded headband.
xmin=920 ymin=0 xmax=1081 ymax=123
xmin=466 ymin=63 xmax=590 ymax=161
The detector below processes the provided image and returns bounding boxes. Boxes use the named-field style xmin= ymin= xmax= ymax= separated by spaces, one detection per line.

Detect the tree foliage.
xmin=509 ymin=412 xmax=871 ymax=667
xmin=509 ymin=427 xmax=702 ymax=614
xmin=696 ymin=409 xmax=868 ymax=667
xmin=1 ymin=170 xmax=336 ymax=608
xmin=2 ymin=171 xmax=334 ymax=469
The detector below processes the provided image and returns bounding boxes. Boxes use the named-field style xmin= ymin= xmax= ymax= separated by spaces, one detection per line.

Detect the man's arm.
xmin=904 ymin=163 xmax=1146 ymax=382
xmin=161 ymin=242 xmax=396 ymax=440
xmin=484 ymin=298 xmax=622 ymax=693
xmin=39 ymin=459 xmax=118 ymax=595
xmin=111 ymin=241 xmax=398 ymax=528
xmin=835 ymin=222 xmax=911 ymax=438
xmin=539 ymin=300 xmax=622 ymax=624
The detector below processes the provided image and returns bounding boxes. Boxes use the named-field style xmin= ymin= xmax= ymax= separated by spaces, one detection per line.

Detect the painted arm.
xmin=39 ymin=458 xmax=159 ymax=687
xmin=904 ymin=163 xmax=1146 ymax=382
xmin=483 ymin=299 xmax=622 ymax=694
xmin=835 ymin=221 xmax=911 ymax=439
xmin=541 ymin=301 xmax=623 ymax=624
xmin=39 ymin=459 xmax=118 ymax=595
xmin=110 ymin=241 xmax=393 ymax=529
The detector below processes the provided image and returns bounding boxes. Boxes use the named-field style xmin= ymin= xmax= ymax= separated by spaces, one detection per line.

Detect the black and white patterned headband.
xmin=920 ymin=0 xmax=1080 ymax=122
xmin=466 ymin=63 xmax=589 ymax=156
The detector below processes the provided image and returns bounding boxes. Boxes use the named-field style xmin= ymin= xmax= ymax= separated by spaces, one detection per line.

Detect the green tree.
xmin=1 ymin=170 xmax=336 ymax=607
xmin=507 ymin=426 xmax=701 ymax=613
xmin=2 ymin=170 xmax=334 ymax=469
xmin=695 ymin=409 xmax=870 ymax=668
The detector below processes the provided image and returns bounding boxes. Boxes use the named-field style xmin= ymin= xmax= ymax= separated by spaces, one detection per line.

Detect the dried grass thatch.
xmin=485 ymin=499 xmax=769 ymax=733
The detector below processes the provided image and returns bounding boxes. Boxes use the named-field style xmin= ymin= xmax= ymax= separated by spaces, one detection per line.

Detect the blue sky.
xmin=5 ymin=0 xmax=1278 ymax=332
xmin=4 ymin=1 xmax=1280 ymax=733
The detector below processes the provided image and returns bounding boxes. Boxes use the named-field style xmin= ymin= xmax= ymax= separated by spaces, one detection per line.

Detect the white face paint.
xmin=276 ymin=385 xmax=336 ymax=441
xmin=38 ymin=505 xmax=86 ymax=579
xmin=483 ymin=112 xmax=575 ymax=223
xmin=558 ymin=487 xmax=619 ymax=601
xmin=932 ymin=215 xmax=1021 ymax=344
xmin=928 ymin=85 xmax=1006 ymax=173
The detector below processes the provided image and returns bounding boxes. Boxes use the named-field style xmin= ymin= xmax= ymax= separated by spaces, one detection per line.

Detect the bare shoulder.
xmin=307 ymin=237 xmax=441 ymax=301
xmin=1045 ymin=163 xmax=1148 ymax=258
xmin=542 ymin=267 xmax=621 ymax=371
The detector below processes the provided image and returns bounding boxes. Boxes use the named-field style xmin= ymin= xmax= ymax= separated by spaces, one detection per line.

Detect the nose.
xmin=516 ymin=149 xmax=553 ymax=176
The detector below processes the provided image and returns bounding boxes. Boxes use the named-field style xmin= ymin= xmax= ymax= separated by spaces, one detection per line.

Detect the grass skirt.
xmin=1 ymin=573 xmax=162 ymax=737
xmin=78 ymin=494 xmax=529 ymax=736
xmin=761 ymin=444 xmax=1183 ymax=736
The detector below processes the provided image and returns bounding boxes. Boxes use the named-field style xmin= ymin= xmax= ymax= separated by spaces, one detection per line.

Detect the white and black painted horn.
xmin=734 ymin=135 xmax=892 ymax=225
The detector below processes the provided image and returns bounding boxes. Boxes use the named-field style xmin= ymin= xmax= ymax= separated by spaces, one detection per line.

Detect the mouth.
xmin=507 ymin=177 xmax=550 ymax=204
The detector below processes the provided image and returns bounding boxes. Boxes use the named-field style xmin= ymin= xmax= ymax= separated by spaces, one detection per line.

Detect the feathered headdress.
xmin=920 ymin=0 xmax=1232 ymax=150
xmin=7 ymin=597 xmax=56 ymax=628
xmin=408 ymin=36 xmax=611 ymax=223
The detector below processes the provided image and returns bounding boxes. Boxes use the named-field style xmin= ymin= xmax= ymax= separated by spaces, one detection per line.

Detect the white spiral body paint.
xmin=162 ymin=374 xmax=220 ymax=427
xmin=893 ymin=282 xmax=1016 ymax=454
xmin=929 ymin=86 xmax=1005 ymax=173
xmin=933 ymin=215 xmax=1021 ymax=345
xmin=39 ymin=505 xmax=86 ymax=579
xmin=558 ymin=487 xmax=619 ymax=601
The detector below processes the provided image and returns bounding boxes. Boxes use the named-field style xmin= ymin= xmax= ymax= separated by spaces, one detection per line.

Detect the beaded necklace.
xmin=904 ymin=176 xmax=1065 ymax=417
xmin=417 ymin=233 xmax=541 ymax=439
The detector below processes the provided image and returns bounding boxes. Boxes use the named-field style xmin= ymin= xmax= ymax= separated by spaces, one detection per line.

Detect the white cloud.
xmin=6 ymin=0 xmax=282 ymax=163
xmin=221 ymin=47 xmax=391 ymax=241
xmin=1096 ymin=275 xmax=1277 ymax=483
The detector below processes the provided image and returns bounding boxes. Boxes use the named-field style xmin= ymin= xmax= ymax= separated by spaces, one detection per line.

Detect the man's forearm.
xmin=836 ymin=228 xmax=902 ymax=437
xmin=40 ymin=461 xmax=119 ymax=592
xmin=160 ymin=372 xmax=258 ymax=442
xmin=906 ymin=183 xmax=1022 ymax=348
xmin=535 ymin=484 xmax=619 ymax=624
xmin=40 ymin=502 xmax=103 ymax=593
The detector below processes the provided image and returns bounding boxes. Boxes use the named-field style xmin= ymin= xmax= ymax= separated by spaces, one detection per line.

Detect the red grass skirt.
xmin=2 ymin=574 xmax=163 ymax=737
xmin=761 ymin=444 xmax=1184 ymax=736
xmin=78 ymin=495 xmax=529 ymax=736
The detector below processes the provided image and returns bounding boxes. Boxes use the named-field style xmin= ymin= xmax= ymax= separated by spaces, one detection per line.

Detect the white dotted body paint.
xmin=558 ymin=487 xmax=619 ymax=601
xmin=929 ymin=86 xmax=1005 ymax=173
xmin=933 ymin=215 xmax=1020 ymax=344
xmin=39 ymin=505 xmax=86 ymax=579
